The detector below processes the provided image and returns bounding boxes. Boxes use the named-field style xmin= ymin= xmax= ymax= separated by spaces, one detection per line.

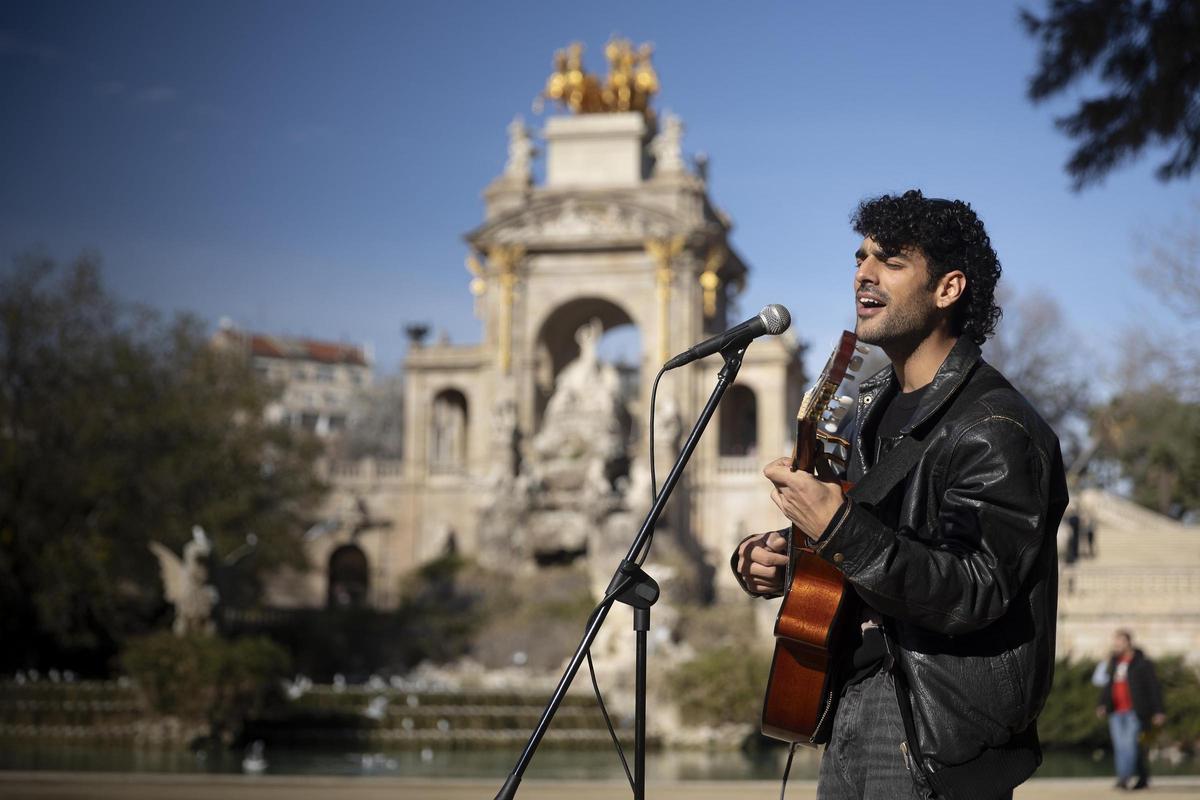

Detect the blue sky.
xmin=2 ymin=1 xmax=1196 ymax=374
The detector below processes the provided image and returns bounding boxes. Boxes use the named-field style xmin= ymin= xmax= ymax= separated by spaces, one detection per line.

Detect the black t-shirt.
xmin=876 ymin=382 xmax=931 ymax=443
xmin=848 ymin=382 xmax=931 ymax=679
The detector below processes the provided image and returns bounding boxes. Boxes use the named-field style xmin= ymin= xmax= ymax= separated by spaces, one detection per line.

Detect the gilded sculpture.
xmin=539 ymin=38 xmax=659 ymax=118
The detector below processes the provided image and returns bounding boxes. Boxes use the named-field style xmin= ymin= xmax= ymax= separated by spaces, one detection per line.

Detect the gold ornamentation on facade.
xmin=465 ymin=254 xmax=487 ymax=295
xmin=645 ymin=235 xmax=686 ymax=363
xmin=700 ymin=244 xmax=726 ymax=318
xmin=486 ymin=244 xmax=526 ymax=373
xmin=540 ymin=38 xmax=659 ymax=118
xmin=465 ymin=254 xmax=487 ymax=319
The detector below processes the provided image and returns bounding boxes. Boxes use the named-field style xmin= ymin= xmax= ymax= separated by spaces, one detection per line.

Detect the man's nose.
xmin=854 ymin=259 xmax=877 ymax=287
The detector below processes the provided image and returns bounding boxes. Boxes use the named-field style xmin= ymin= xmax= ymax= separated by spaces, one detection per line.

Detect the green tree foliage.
xmin=398 ymin=553 xmax=597 ymax=671
xmin=395 ymin=554 xmax=489 ymax=666
xmin=1040 ymin=656 xmax=1200 ymax=751
xmin=1157 ymin=655 xmax=1200 ymax=746
xmin=0 ymin=253 xmax=326 ymax=672
xmin=1022 ymin=0 xmax=1200 ymax=189
xmin=1093 ymin=386 xmax=1200 ymax=518
xmin=1037 ymin=658 xmax=1109 ymax=748
xmin=123 ymin=631 xmax=290 ymax=744
xmin=668 ymin=644 xmax=772 ymax=727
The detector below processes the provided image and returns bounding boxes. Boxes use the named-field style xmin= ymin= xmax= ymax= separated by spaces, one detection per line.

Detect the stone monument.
xmin=148 ymin=526 xmax=219 ymax=635
xmin=277 ymin=39 xmax=805 ymax=614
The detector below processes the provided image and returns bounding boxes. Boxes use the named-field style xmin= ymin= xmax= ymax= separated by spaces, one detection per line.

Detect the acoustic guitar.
xmin=760 ymin=330 xmax=862 ymax=744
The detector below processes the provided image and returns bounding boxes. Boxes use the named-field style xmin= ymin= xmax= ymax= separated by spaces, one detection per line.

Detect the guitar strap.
xmin=782 ymin=362 xmax=1004 ymax=592
xmin=845 ymin=361 xmax=1006 ymax=508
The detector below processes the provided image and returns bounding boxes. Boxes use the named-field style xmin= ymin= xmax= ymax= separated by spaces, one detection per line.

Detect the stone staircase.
xmin=1057 ymin=489 xmax=1200 ymax=662
xmin=0 ymin=679 xmax=167 ymax=742
xmin=0 ymin=680 xmax=641 ymax=750
xmin=256 ymin=685 xmax=637 ymax=749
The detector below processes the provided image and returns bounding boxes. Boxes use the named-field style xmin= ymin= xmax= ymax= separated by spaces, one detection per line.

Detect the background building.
xmin=267 ymin=42 xmax=807 ymax=616
xmin=213 ymin=319 xmax=373 ymax=436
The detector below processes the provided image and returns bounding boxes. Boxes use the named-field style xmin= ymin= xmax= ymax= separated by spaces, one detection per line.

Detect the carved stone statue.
xmin=488 ymin=395 xmax=520 ymax=484
xmin=148 ymin=526 xmax=219 ymax=636
xmin=477 ymin=319 xmax=631 ymax=563
xmin=503 ymin=115 xmax=536 ymax=184
xmin=651 ymin=113 xmax=685 ymax=176
xmin=431 ymin=394 xmax=466 ymax=470
xmin=533 ymin=318 xmax=625 ymax=468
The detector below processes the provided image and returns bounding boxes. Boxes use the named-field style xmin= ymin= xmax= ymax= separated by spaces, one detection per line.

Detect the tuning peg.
xmin=830 ymin=405 xmax=850 ymax=421
xmin=837 ymin=395 xmax=853 ymax=406
xmin=823 ymin=421 xmax=839 ymax=433
xmin=855 ymin=343 xmax=871 ymax=354
xmin=849 ymin=355 xmax=864 ymax=371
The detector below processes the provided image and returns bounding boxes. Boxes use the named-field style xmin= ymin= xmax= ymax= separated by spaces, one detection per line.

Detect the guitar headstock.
xmin=792 ymin=331 xmax=867 ymax=472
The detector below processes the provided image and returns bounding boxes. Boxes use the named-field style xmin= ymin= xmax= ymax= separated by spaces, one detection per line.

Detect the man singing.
xmin=734 ymin=190 xmax=1068 ymax=799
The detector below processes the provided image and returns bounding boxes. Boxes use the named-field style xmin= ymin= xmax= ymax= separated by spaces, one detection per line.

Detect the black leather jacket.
xmin=814 ymin=337 xmax=1068 ymax=787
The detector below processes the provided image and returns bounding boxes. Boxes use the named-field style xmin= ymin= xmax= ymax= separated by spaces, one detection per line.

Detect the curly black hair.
xmin=851 ymin=189 xmax=1002 ymax=345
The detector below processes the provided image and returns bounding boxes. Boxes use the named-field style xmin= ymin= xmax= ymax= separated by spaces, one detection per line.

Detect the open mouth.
xmin=857 ymin=293 xmax=887 ymax=317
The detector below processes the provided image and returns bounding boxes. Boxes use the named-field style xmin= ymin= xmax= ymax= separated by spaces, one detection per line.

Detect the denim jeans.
xmin=817 ymin=668 xmax=932 ymax=800
xmin=1108 ymin=710 xmax=1142 ymax=782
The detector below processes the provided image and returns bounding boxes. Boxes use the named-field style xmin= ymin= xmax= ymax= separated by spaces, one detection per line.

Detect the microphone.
xmin=663 ymin=304 xmax=791 ymax=369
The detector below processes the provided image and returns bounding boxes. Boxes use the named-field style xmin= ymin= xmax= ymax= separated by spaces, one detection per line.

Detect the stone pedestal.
xmin=545 ymin=113 xmax=648 ymax=187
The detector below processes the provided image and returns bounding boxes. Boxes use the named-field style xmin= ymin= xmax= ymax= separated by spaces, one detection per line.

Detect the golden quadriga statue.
xmin=539 ymin=38 xmax=659 ymax=118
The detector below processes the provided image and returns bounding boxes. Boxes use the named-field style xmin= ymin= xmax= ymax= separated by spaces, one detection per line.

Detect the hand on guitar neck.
xmin=764 ymin=457 xmax=847 ymax=544
xmin=734 ymin=330 xmax=859 ymax=600
xmin=734 ymin=459 xmax=846 ymax=597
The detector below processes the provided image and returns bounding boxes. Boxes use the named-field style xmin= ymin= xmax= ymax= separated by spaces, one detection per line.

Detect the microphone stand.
xmin=495 ymin=343 xmax=748 ymax=800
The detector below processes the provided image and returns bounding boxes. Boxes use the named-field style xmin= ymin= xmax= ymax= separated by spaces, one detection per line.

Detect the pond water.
xmin=1 ymin=743 xmax=1197 ymax=782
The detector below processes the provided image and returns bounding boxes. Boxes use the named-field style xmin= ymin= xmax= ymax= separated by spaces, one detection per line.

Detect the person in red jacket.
xmin=1096 ymin=629 xmax=1167 ymax=790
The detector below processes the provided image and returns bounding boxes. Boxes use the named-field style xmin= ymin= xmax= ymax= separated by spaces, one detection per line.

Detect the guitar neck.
xmin=791 ymin=331 xmax=857 ymax=473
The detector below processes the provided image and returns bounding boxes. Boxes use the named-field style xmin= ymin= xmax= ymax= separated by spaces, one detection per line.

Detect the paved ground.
xmin=1 ymin=773 xmax=1199 ymax=799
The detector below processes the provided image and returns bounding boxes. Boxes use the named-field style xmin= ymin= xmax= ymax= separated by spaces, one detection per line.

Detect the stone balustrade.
xmin=317 ymin=458 xmax=405 ymax=484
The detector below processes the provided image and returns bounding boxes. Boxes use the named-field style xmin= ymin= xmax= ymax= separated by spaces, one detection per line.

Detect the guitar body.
xmin=761 ymin=534 xmax=857 ymax=742
xmin=760 ymin=330 xmax=860 ymax=745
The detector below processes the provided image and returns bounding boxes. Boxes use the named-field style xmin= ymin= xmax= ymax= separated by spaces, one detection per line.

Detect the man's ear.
xmin=935 ymin=270 xmax=966 ymax=310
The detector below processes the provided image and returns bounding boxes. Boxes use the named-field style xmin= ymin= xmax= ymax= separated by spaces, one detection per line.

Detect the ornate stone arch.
xmin=327 ymin=543 xmax=368 ymax=609
xmin=532 ymin=296 xmax=642 ymax=426
xmin=534 ymin=294 xmax=642 ymax=375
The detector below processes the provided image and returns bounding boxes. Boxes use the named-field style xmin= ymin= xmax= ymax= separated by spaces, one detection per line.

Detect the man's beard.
xmin=855 ymin=297 xmax=939 ymax=353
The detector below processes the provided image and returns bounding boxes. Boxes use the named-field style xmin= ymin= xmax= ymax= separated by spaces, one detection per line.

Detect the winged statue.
xmin=148 ymin=525 xmax=219 ymax=636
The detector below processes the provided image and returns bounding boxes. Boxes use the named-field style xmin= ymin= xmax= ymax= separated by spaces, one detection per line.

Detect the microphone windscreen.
xmin=759 ymin=304 xmax=791 ymax=335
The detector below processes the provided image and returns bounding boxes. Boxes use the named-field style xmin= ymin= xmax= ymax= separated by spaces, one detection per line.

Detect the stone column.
xmin=645 ymin=235 xmax=685 ymax=364
xmin=488 ymin=244 xmax=525 ymax=375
